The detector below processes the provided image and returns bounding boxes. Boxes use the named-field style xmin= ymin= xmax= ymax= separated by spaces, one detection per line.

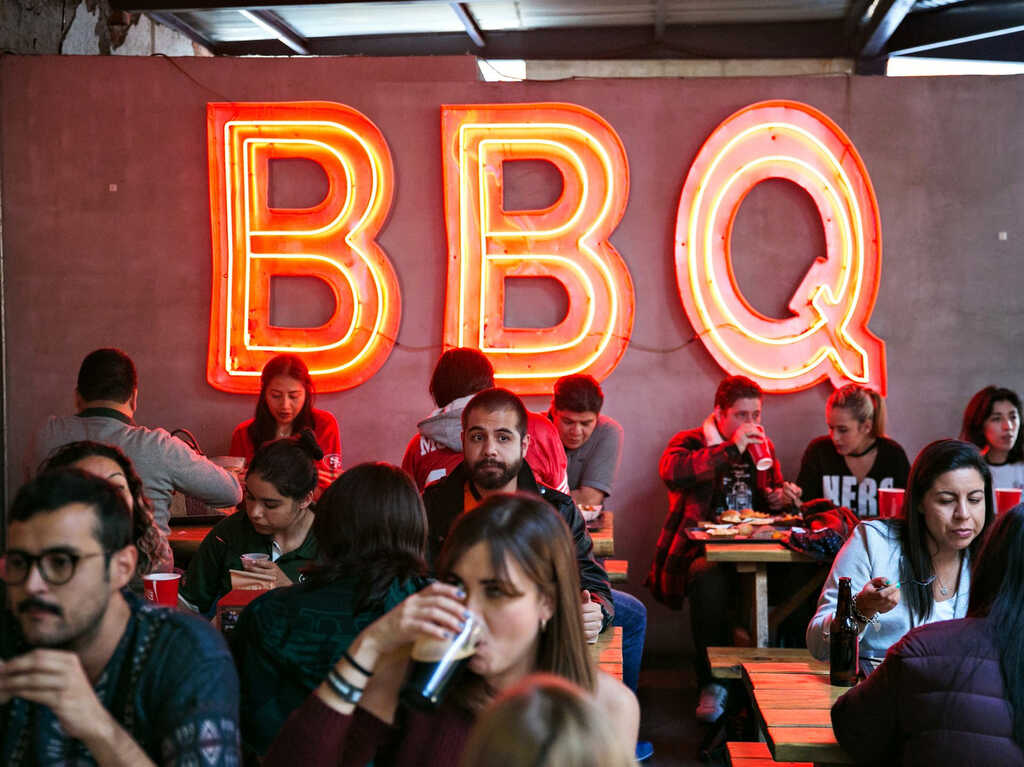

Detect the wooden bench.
xmin=587 ymin=625 xmax=623 ymax=680
xmin=708 ymin=646 xmax=826 ymax=680
xmin=605 ymin=558 xmax=628 ymax=583
xmin=726 ymin=741 xmax=812 ymax=766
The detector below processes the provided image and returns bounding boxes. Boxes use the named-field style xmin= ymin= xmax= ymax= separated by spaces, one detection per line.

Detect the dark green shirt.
xmin=180 ymin=510 xmax=318 ymax=614
xmin=229 ymin=575 xmax=427 ymax=754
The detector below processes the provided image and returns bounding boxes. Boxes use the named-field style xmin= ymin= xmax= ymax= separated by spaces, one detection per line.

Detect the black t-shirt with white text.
xmin=796 ymin=436 xmax=910 ymax=517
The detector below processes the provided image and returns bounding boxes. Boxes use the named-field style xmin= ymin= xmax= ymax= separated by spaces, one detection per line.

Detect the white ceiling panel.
xmin=274 ymin=2 xmax=466 ymax=38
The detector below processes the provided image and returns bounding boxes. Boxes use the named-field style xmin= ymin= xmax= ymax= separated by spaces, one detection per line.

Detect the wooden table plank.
xmin=768 ymin=727 xmax=852 ymax=764
xmin=761 ymin=708 xmax=833 ymax=727
xmin=704 ymin=543 xmax=817 ymax=647
xmin=705 ymin=543 xmax=813 ymax=563
xmin=587 ymin=625 xmax=623 ymax=680
xmin=167 ymin=525 xmax=211 ymax=557
xmin=605 ymin=558 xmax=628 ymax=583
xmin=589 ymin=511 xmax=614 ymax=557
xmin=747 ymin=672 xmax=838 ymax=688
xmin=742 ymin=661 xmax=856 ymax=766
xmin=708 ymin=647 xmax=823 ymax=680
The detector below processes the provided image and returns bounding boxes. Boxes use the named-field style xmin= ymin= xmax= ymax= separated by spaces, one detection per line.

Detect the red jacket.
xmin=230 ymin=408 xmax=341 ymax=493
xmin=645 ymin=417 xmax=782 ymax=608
xmin=402 ymin=410 xmax=568 ymax=493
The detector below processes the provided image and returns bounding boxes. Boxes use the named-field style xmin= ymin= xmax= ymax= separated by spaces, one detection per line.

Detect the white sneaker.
xmin=695 ymin=682 xmax=728 ymax=723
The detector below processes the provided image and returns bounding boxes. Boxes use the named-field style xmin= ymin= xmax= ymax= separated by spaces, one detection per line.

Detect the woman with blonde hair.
xmin=459 ymin=674 xmax=633 ymax=767
xmin=797 ymin=384 xmax=910 ymax=517
xmin=264 ymin=493 xmax=638 ymax=766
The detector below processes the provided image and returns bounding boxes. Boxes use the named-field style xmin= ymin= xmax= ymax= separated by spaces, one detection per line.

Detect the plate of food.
xmin=578 ymin=504 xmax=603 ymax=522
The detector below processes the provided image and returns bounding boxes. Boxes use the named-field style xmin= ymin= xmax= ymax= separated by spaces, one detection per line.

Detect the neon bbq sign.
xmin=206 ymin=99 xmax=885 ymax=396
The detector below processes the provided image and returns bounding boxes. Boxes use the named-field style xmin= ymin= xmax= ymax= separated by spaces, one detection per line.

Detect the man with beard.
xmin=0 ymin=469 xmax=241 ymax=766
xmin=422 ymin=387 xmax=613 ymax=643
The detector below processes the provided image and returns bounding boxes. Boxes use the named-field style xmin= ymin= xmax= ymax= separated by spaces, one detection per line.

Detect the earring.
xmin=540 ymin=617 xmax=549 ymax=632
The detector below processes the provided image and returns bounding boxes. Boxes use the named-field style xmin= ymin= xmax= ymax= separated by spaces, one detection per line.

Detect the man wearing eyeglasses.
xmin=0 ymin=469 xmax=241 ymax=766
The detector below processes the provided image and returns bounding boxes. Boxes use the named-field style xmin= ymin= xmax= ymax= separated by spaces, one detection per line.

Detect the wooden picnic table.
xmin=588 ymin=511 xmax=614 ymax=557
xmin=742 ymin=661 xmax=855 ymax=766
xmin=168 ymin=524 xmax=211 ymax=558
xmin=704 ymin=542 xmax=823 ymax=647
xmin=587 ymin=625 xmax=623 ymax=680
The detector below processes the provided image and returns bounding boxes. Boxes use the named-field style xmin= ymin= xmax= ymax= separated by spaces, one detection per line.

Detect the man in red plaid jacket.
xmin=645 ymin=375 xmax=801 ymax=722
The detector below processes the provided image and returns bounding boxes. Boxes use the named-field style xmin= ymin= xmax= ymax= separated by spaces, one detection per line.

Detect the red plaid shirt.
xmin=645 ymin=421 xmax=783 ymax=608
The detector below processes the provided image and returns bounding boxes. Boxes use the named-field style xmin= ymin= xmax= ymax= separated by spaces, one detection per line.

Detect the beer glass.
xmin=400 ymin=611 xmax=482 ymax=710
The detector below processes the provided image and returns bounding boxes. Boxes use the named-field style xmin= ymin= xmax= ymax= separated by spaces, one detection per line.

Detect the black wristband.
xmin=326 ymin=668 xmax=363 ymax=704
xmin=342 ymin=649 xmax=374 ymax=677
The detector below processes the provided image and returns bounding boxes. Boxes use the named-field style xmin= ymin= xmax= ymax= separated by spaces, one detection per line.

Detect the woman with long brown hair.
xmin=264 ymin=493 xmax=638 ymax=766
xmin=229 ymin=353 xmax=341 ymax=493
xmin=39 ymin=440 xmax=173 ymax=576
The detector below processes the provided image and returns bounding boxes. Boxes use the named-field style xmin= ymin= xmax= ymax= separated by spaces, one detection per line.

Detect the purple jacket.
xmin=831 ymin=617 xmax=1024 ymax=766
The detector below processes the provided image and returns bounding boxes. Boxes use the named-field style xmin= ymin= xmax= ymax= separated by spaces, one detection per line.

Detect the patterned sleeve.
xmin=153 ymin=626 xmax=242 ymax=767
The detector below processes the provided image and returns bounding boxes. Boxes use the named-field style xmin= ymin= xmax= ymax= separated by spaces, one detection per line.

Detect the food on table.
xmin=743 ymin=510 xmax=773 ymax=519
xmin=736 ymin=523 xmax=755 ymax=536
xmin=706 ymin=526 xmax=739 ymax=537
xmin=773 ymin=513 xmax=804 ymax=527
xmin=746 ymin=517 xmax=775 ymax=525
xmin=719 ymin=510 xmax=743 ymax=524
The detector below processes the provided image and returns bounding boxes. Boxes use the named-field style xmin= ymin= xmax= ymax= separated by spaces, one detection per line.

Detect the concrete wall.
xmin=2 ymin=56 xmax=1022 ymax=652
xmin=1 ymin=0 xmax=208 ymax=55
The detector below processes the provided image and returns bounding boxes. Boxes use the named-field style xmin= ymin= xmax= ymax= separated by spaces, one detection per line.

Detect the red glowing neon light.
xmin=441 ymin=103 xmax=635 ymax=395
xmin=675 ymin=100 xmax=886 ymax=394
xmin=206 ymin=101 xmax=400 ymax=393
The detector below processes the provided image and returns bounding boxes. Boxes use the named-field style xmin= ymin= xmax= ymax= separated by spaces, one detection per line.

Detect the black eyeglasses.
xmin=3 ymin=549 xmax=106 ymax=586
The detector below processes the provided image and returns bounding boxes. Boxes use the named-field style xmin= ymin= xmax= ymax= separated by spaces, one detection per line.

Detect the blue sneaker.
xmin=635 ymin=741 xmax=654 ymax=762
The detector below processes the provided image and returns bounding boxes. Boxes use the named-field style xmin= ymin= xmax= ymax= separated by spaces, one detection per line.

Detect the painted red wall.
xmin=3 ymin=56 xmax=1022 ymax=651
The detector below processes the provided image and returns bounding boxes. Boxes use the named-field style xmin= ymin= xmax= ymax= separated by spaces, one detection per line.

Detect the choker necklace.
xmin=848 ymin=441 xmax=877 ymax=458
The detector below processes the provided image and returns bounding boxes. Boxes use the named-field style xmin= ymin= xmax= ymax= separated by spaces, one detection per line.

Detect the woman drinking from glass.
xmin=264 ymin=493 xmax=639 ymax=766
xmin=806 ymin=439 xmax=994 ymax=673
xmin=231 ymin=462 xmax=431 ymax=755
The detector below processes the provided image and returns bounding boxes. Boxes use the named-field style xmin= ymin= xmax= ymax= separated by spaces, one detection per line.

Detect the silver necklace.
xmin=933 ymin=572 xmax=950 ymax=596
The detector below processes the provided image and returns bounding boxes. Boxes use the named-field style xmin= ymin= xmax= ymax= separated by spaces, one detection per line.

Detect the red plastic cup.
xmin=143 ymin=573 xmax=181 ymax=606
xmin=747 ymin=440 xmax=773 ymax=471
xmin=994 ymin=488 xmax=1023 ymax=515
xmin=877 ymin=487 xmax=905 ymax=519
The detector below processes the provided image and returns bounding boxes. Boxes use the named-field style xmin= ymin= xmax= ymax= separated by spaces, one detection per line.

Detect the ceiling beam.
xmin=118 ymin=0 xmax=457 ymax=9
xmin=449 ymin=3 xmax=485 ymax=48
xmin=885 ymin=0 xmax=1024 ymax=56
xmin=238 ymin=8 xmax=311 ymax=54
xmin=209 ymin=20 xmax=850 ymax=59
xmin=856 ymin=0 xmax=916 ymax=58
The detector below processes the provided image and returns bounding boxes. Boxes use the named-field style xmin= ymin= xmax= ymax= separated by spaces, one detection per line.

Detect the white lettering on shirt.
xmin=823 ymin=475 xmax=840 ymax=505
xmin=841 ymin=476 xmax=857 ymax=509
xmin=859 ymin=477 xmax=878 ymax=517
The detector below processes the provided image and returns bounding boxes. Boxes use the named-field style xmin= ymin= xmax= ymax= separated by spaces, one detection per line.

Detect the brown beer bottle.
xmin=829 ymin=576 xmax=859 ymax=686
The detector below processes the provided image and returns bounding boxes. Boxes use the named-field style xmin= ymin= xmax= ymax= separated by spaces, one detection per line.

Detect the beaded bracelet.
xmin=851 ymin=594 xmax=881 ymax=630
xmin=326 ymin=668 xmax=364 ymax=704
xmin=342 ymin=649 xmax=374 ymax=677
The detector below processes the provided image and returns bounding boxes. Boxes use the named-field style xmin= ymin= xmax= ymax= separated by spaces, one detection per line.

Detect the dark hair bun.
xmin=296 ymin=428 xmax=325 ymax=461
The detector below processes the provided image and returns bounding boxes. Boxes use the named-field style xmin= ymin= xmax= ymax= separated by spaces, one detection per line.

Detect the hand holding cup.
xmin=730 ymin=423 xmax=765 ymax=456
